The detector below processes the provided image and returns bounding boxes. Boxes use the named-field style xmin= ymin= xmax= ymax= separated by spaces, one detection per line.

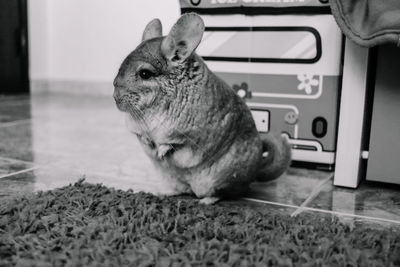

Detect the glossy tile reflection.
xmin=0 ymin=157 xmax=34 ymax=176
xmin=0 ymin=172 xmax=35 ymax=198
xmin=248 ymin=168 xmax=333 ymax=206
xmin=0 ymin=123 xmax=34 ymax=161
xmin=308 ymin=181 xmax=400 ymax=223
xmin=1 ymin=89 xmax=400 ymax=228
xmin=0 ymin=95 xmax=31 ymax=123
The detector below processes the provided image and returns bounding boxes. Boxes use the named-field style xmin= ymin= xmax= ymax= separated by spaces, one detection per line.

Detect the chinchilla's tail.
xmin=255 ymin=133 xmax=291 ymax=182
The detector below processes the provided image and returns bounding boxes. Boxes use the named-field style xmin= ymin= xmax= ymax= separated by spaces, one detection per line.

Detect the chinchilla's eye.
xmin=138 ymin=69 xmax=153 ymax=80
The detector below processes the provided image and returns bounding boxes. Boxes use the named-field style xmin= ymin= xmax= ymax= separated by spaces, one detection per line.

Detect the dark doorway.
xmin=0 ymin=0 xmax=29 ymax=94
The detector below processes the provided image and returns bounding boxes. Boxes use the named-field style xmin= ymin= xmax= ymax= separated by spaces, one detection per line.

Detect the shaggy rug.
xmin=0 ymin=180 xmax=399 ymax=267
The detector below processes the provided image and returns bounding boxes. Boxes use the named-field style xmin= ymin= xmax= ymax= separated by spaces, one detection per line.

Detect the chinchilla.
xmin=113 ymin=13 xmax=291 ymax=204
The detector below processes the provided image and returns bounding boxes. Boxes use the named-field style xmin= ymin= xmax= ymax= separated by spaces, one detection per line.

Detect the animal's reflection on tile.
xmin=247 ymin=168 xmax=333 ymax=206
xmin=308 ymin=181 xmax=400 ymax=223
xmin=223 ymin=198 xmax=298 ymax=216
xmin=299 ymin=210 xmax=400 ymax=231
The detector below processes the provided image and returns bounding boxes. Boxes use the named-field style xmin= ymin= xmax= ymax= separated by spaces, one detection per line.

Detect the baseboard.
xmin=30 ymin=79 xmax=113 ymax=96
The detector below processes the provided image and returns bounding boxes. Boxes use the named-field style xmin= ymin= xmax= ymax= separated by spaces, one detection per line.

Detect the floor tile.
xmin=298 ymin=209 xmax=400 ymax=231
xmin=223 ymin=198 xmax=298 ymax=217
xmin=0 ymin=157 xmax=34 ymax=176
xmin=247 ymin=167 xmax=334 ymax=206
xmin=0 ymin=94 xmax=32 ymax=123
xmin=0 ymin=172 xmax=35 ymax=198
xmin=0 ymin=123 xmax=34 ymax=161
xmin=0 ymin=93 xmax=132 ymax=164
xmin=0 ymin=162 xmax=168 ymax=200
xmin=306 ymin=180 xmax=400 ymax=224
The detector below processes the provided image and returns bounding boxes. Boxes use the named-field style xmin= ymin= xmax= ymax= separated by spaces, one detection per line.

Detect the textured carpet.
xmin=0 ymin=180 xmax=399 ymax=267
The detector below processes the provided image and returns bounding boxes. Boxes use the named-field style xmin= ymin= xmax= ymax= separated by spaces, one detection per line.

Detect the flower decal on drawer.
xmin=297 ymin=74 xmax=319 ymax=94
xmin=233 ymin=82 xmax=252 ymax=99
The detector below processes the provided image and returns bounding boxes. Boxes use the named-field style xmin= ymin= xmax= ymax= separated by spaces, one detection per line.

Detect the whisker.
xmin=126 ymin=105 xmax=149 ymax=135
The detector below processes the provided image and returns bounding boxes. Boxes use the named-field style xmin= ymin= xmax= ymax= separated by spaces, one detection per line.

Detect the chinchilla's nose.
xmin=113 ymin=78 xmax=124 ymax=99
xmin=113 ymin=77 xmax=121 ymax=88
xmin=113 ymin=89 xmax=120 ymax=100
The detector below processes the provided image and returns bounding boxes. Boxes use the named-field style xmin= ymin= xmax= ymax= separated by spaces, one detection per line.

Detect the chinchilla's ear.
xmin=142 ymin=18 xmax=163 ymax=41
xmin=161 ymin=13 xmax=204 ymax=65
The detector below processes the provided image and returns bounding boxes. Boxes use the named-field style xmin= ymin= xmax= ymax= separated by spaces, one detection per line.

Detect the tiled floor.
xmin=1 ymin=88 xmax=400 ymax=230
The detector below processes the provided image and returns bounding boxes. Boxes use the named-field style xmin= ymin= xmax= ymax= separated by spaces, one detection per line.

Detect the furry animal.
xmin=113 ymin=13 xmax=291 ymax=204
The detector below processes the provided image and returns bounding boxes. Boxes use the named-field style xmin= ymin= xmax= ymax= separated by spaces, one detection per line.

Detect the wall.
xmin=28 ymin=0 xmax=50 ymax=81
xmin=28 ymin=0 xmax=180 ymax=83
